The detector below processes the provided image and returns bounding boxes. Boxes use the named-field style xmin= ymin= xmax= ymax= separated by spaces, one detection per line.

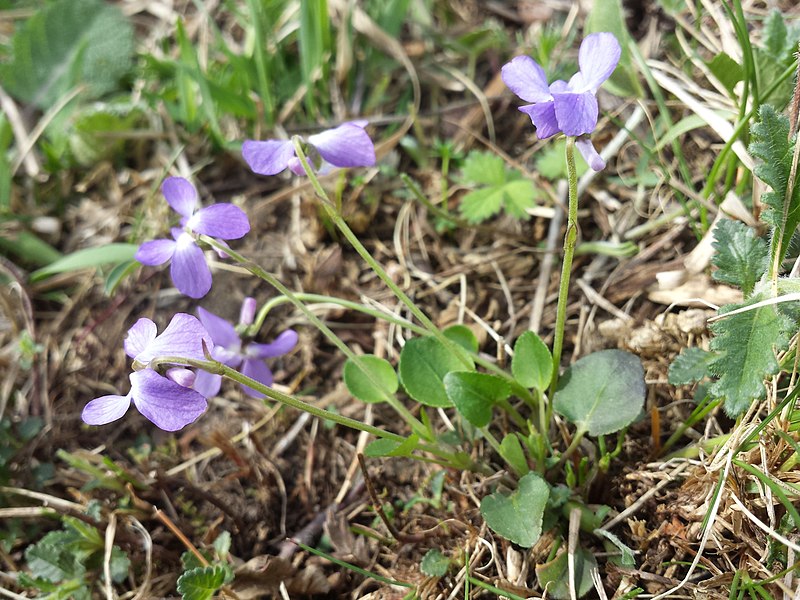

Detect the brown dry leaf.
xmin=324 ymin=509 xmax=371 ymax=564
xmin=648 ymin=271 xmax=742 ymax=307
xmin=233 ymin=555 xmax=331 ymax=598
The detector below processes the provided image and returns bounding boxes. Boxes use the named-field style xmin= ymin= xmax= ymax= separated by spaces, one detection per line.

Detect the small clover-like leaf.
xmin=553 ymin=350 xmax=645 ymax=436
xmin=457 ymin=151 xmax=538 ymax=223
xmin=399 ymin=337 xmax=473 ymax=407
xmin=480 ymin=472 xmax=549 ymax=548
xmin=176 ymin=564 xmax=234 ymax=600
xmin=512 ymin=331 xmax=553 ymax=392
xmin=711 ymin=219 xmax=768 ymax=297
xmin=668 ymin=347 xmax=713 ymax=385
xmin=420 ymin=549 xmax=451 ymax=577
xmin=343 ymin=355 xmax=398 ymax=404
xmin=443 ymin=372 xmax=510 ymax=428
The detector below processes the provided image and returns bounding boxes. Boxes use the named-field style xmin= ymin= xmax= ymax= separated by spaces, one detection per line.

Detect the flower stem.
xmin=177 ymin=357 xmax=466 ymax=464
xmin=291 ymin=137 xmax=473 ymax=371
xmin=549 ymin=137 xmax=579 ymax=399
xmin=250 ymin=293 xmax=428 ymax=338
xmin=199 ymin=236 xmax=431 ymax=441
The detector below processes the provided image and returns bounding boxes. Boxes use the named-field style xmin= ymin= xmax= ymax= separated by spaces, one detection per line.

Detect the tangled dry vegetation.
xmin=2 ymin=0 xmax=800 ymax=598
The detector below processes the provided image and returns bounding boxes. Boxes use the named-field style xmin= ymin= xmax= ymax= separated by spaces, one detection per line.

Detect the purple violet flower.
xmin=135 ymin=177 xmax=251 ymax=298
xmin=82 ymin=314 xmax=214 ymax=431
xmin=242 ymin=121 xmax=376 ymax=177
xmin=194 ymin=298 xmax=298 ymax=399
xmin=501 ymin=32 xmax=621 ymax=171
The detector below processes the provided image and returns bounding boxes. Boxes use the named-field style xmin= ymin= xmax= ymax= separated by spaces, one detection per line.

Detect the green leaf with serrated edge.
xmin=668 ymin=347 xmax=713 ymax=385
xmin=480 ymin=472 xmax=549 ymax=548
xmin=444 ymin=372 xmax=509 ymax=428
xmin=343 ymin=355 xmax=398 ymax=404
xmin=706 ymin=52 xmax=743 ymax=96
xmin=535 ymin=139 xmax=590 ymax=181
xmin=460 ymin=179 xmax=536 ymax=224
xmin=420 ymin=549 xmax=450 ymax=577
xmin=25 ymin=532 xmax=86 ymax=582
xmin=586 ymin=0 xmax=643 ymax=98
xmin=512 ymin=331 xmax=553 ymax=392
xmin=30 ymin=243 xmax=138 ymax=281
xmin=68 ymin=103 xmax=143 ymax=166
xmin=499 ymin=433 xmax=529 ymax=476
xmin=535 ymin=548 xmax=597 ymax=600
xmin=459 ymin=152 xmax=506 ymax=186
xmin=0 ymin=0 xmax=134 ymax=109
xmin=762 ymin=9 xmax=788 ymax=57
xmin=444 ymin=324 xmax=479 ymax=353
xmin=399 ymin=336 xmax=473 ymax=407
xmin=711 ymin=219 xmax=768 ymax=297
xmin=750 ymin=105 xmax=800 ymax=268
xmin=364 ymin=435 xmax=420 ymax=458
xmin=176 ymin=564 xmax=234 ymax=600
xmin=553 ymin=350 xmax=645 ymax=436
xmin=708 ymin=296 xmax=794 ymax=416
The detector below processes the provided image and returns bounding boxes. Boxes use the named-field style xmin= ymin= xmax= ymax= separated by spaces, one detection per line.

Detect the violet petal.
xmin=519 ymin=102 xmax=560 ymax=139
xmin=552 ymin=91 xmax=598 ymax=136
xmin=82 ymin=393 xmax=131 ymax=426
xmin=162 ymin=177 xmax=199 ymax=218
xmin=576 ymin=32 xmax=621 ymax=91
xmin=575 ymin=137 xmax=606 ymax=171
xmin=240 ymin=358 xmax=273 ymax=398
xmin=308 ymin=123 xmax=376 ymax=168
xmin=135 ymin=313 xmax=212 ymax=364
xmin=187 ymin=204 xmax=250 ymax=240
xmin=130 ymin=369 xmax=207 ymax=431
xmin=248 ymin=330 xmax=298 ymax=359
xmin=166 ymin=367 xmax=197 ymax=388
xmin=135 ymin=239 xmax=176 ymax=266
xmin=125 ymin=318 xmax=158 ymax=360
xmin=197 ymin=307 xmax=240 ymax=349
xmin=239 ymin=297 xmax=257 ymax=326
xmin=242 ymin=140 xmax=295 ymax=176
xmin=501 ymin=55 xmax=552 ymax=103
xmin=171 ymin=233 xmax=212 ymax=299
xmin=193 ymin=369 xmax=223 ymax=398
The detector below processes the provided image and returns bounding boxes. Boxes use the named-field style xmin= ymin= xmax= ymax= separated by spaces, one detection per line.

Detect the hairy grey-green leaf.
xmin=708 ymin=297 xmax=794 ymax=416
xmin=711 ymin=219 xmax=768 ymax=297
xmin=750 ymin=106 xmax=800 ymax=269
xmin=0 ymin=0 xmax=134 ymax=108
xmin=668 ymin=347 xmax=713 ymax=385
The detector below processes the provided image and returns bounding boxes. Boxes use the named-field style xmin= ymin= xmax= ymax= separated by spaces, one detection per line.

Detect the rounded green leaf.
xmin=443 ymin=372 xmax=509 ymax=428
xmin=480 ymin=472 xmax=549 ymax=548
xmin=535 ymin=548 xmax=597 ymax=600
xmin=398 ymin=337 xmax=473 ymax=407
xmin=443 ymin=324 xmax=479 ymax=353
xmin=511 ymin=331 xmax=553 ymax=391
xmin=343 ymin=355 xmax=398 ymax=404
xmin=553 ymin=349 xmax=645 ymax=436
xmin=420 ymin=549 xmax=450 ymax=577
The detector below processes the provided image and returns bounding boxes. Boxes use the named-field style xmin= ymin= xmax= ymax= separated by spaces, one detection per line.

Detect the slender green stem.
xmin=249 ymin=292 xmax=428 ymax=339
xmin=549 ymin=137 xmax=579 ymax=398
xmin=199 ymin=236 xmax=430 ymax=440
xmin=160 ymin=356 xmax=471 ymax=465
xmin=291 ymin=137 xmax=473 ymax=370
